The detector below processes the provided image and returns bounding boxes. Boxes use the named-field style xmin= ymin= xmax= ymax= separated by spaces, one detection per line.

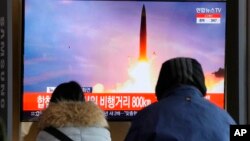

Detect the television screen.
xmin=22 ymin=0 xmax=226 ymax=121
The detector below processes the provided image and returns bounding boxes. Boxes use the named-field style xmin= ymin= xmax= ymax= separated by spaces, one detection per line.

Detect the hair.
xmin=155 ymin=57 xmax=207 ymax=100
xmin=50 ymin=81 xmax=84 ymax=103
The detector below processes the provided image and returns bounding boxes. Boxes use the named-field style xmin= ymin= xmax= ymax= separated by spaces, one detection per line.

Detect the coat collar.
xmin=160 ymin=85 xmax=204 ymax=100
xmin=37 ymin=101 xmax=109 ymax=130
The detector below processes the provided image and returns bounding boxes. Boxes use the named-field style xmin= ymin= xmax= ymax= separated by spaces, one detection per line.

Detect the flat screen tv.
xmin=21 ymin=0 xmax=226 ymax=121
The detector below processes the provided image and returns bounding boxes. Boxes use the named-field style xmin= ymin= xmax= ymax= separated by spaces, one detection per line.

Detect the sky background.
xmin=23 ymin=0 xmax=226 ymax=92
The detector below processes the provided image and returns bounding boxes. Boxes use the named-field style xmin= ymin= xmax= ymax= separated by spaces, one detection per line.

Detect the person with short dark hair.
xmin=36 ymin=81 xmax=111 ymax=141
xmin=124 ymin=57 xmax=236 ymax=141
xmin=49 ymin=81 xmax=84 ymax=102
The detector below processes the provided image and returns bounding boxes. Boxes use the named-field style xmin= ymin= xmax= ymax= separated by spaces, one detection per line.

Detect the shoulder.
xmin=36 ymin=126 xmax=111 ymax=141
xmin=130 ymin=101 xmax=160 ymax=126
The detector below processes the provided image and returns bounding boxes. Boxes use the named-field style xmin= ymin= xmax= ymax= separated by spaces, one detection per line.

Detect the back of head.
xmin=50 ymin=81 xmax=84 ymax=103
xmin=155 ymin=57 xmax=206 ymax=100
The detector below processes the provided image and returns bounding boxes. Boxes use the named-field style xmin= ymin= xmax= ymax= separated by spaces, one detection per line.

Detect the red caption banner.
xmin=23 ymin=93 xmax=224 ymax=111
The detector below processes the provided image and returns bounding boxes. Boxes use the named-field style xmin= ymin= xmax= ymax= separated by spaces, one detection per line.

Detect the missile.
xmin=139 ymin=5 xmax=148 ymax=61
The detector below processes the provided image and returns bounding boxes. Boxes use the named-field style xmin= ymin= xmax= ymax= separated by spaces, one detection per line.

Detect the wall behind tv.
xmin=225 ymin=0 xmax=250 ymax=124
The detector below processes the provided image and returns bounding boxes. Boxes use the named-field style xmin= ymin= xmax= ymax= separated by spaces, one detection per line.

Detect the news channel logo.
xmin=230 ymin=125 xmax=250 ymax=141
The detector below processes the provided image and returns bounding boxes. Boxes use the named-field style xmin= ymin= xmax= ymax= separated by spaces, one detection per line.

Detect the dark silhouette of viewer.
xmin=0 ymin=117 xmax=6 ymax=141
xmin=124 ymin=57 xmax=236 ymax=141
xmin=36 ymin=81 xmax=111 ymax=141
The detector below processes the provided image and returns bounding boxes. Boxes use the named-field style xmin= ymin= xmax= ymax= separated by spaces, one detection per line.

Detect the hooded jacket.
xmin=36 ymin=101 xmax=111 ymax=141
xmin=124 ymin=85 xmax=236 ymax=141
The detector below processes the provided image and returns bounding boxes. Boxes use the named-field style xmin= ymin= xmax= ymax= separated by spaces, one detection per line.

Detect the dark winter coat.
xmin=125 ymin=85 xmax=236 ymax=141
